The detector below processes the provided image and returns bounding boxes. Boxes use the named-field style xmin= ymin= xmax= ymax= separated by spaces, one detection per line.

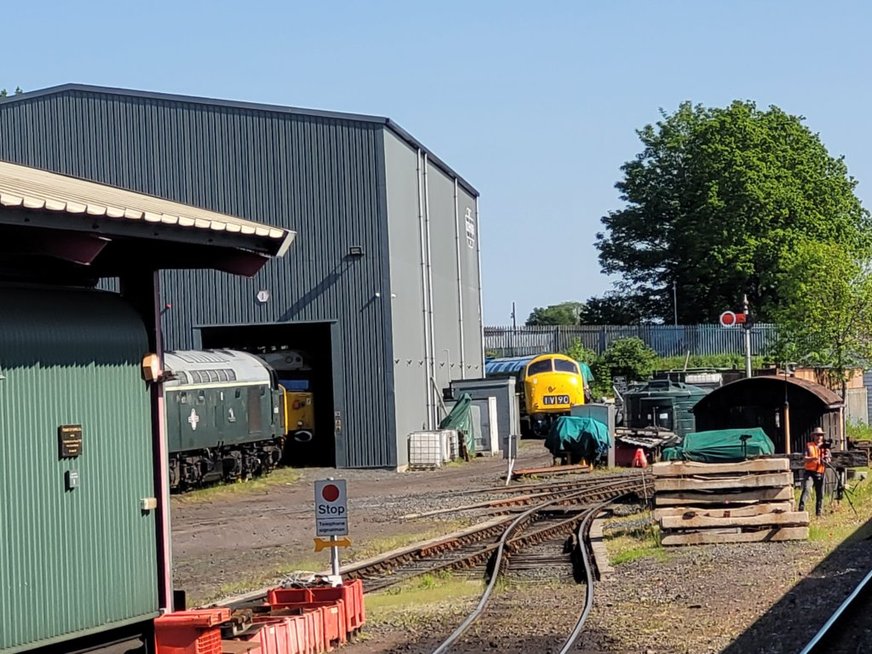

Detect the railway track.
xmin=800 ymin=566 xmax=872 ymax=653
xmin=430 ymin=479 xmax=640 ymax=654
xmin=222 ymin=472 xmax=649 ymax=610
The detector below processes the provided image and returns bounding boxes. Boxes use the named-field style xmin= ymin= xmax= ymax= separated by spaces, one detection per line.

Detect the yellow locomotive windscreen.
xmin=523 ymin=354 xmax=586 ymax=415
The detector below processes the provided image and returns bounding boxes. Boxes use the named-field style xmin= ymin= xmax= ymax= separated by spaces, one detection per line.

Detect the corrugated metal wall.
xmin=0 ymin=88 xmax=392 ymax=467
xmin=0 ymin=286 xmax=157 ymax=651
xmin=382 ymin=132 xmax=484 ymax=466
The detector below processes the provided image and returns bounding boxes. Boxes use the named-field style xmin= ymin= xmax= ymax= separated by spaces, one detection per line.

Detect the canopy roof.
xmin=0 ymin=160 xmax=295 ymax=278
xmin=693 ymin=375 xmax=843 ymax=414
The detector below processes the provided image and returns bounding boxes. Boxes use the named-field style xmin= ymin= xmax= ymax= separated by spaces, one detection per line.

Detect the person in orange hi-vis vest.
xmin=798 ymin=427 xmax=830 ymax=517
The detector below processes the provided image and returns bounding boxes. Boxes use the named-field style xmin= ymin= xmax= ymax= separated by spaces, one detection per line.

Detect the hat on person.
xmin=810 ymin=427 xmax=825 ymax=436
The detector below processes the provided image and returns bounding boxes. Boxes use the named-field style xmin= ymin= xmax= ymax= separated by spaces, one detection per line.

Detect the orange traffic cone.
xmin=632 ymin=448 xmax=648 ymax=468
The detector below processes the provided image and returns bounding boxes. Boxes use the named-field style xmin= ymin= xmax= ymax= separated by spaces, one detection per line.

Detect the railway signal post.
xmin=314 ymin=478 xmax=350 ymax=583
xmin=719 ymin=296 xmax=753 ymax=379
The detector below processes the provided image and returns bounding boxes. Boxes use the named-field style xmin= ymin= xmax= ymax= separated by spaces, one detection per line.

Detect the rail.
xmin=799 ymin=567 xmax=872 ymax=654
xmin=429 ymin=477 xmax=642 ymax=654
xmin=556 ymin=496 xmax=620 ymax=654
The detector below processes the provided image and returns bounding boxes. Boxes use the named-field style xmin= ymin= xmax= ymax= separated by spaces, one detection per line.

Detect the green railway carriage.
xmin=163 ymin=350 xmax=285 ymax=490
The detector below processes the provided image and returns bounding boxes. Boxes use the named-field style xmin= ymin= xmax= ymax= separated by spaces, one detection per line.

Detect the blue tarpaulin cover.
xmin=661 ymin=428 xmax=775 ymax=462
xmin=545 ymin=416 xmax=611 ymax=463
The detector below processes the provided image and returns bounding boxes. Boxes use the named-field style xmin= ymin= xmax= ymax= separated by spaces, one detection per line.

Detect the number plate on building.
xmin=543 ymin=395 xmax=570 ymax=405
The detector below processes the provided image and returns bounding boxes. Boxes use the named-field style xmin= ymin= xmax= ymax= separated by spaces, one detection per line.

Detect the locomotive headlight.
xmin=569 ymin=377 xmax=578 ymax=385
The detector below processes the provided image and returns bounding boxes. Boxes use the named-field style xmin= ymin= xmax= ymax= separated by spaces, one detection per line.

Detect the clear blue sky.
xmin=4 ymin=1 xmax=871 ymax=324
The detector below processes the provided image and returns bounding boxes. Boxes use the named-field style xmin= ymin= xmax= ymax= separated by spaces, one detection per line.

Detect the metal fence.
xmin=484 ymin=324 xmax=779 ymax=358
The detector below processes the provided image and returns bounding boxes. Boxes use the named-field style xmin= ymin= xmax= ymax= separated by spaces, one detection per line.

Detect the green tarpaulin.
xmin=661 ymin=428 xmax=775 ymax=463
xmin=439 ymin=392 xmax=476 ymax=455
xmin=545 ymin=416 xmax=610 ymax=464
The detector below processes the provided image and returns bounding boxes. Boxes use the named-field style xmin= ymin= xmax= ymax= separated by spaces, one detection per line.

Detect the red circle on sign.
xmin=719 ymin=311 xmax=736 ymax=327
xmin=321 ymin=484 xmax=340 ymax=502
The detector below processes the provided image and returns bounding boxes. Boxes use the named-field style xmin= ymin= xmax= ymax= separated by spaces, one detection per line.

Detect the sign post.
xmin=503 ymin=433 xmax=518 ymax=486
xmin=314 ymin=478 xmax=349 ymax=582
xmin=719 ymin=301 xmax=753 ymax=379
xmin=742 ymin=295 xmax=752 ymax=379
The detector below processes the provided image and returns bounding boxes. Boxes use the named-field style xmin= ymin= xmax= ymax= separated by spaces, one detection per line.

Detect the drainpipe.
xmin=453 ymin=179 xmax=466 ymax=378
xmin=417 ymin=150 xmax=434 ymax=430
xmin=475 ymin=197 xmax=485 ymax=374
xmin=423 ymin=153 xmax=437 ymax=426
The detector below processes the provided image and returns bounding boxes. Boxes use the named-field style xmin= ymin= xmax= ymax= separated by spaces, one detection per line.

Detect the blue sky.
xmin=4 ymin=1 xmax=872 ymax=323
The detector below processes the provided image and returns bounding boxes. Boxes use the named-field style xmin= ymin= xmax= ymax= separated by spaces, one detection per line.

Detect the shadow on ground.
xmin=722 ymin=515 xmax=872 ymax=654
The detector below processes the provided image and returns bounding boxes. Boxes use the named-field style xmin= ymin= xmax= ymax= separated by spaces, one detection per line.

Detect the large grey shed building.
xmin=0 ymin=84 xmax=483 ymax=469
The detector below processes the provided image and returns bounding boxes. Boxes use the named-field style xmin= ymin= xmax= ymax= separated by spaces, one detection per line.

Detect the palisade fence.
xmin=484 ymin=324 xmax=779 ymax=358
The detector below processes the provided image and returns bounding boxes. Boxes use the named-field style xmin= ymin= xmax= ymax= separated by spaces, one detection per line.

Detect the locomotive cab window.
xmin=526 ymin=359 xmax=553 ymax=376
xmin=554 ymin=359 xmax=579 ymax=374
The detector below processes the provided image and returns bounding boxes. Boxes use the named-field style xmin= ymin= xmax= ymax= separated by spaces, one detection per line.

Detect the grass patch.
xmin=847 ymin=421 xmax=872 ymax=442
xmin=603 ymin=511 xmax=667 ymax=566
xmin=806 ymin=469 xmax=872 ymax=547
xmin=366 ymin=573 xmax=482 ymax=626
xmin=173 ymin=467 xmax=303 ymax=504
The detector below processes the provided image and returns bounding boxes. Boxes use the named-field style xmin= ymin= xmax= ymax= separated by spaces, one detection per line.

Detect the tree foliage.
xmin=597 ymin=100 xmax=871 ymax=323
xmin=598 ymin=337 xmax=658 ymax=383
xmin=772 ymin=240 xmax=872 ymax=397
xmin=0 ymin=87 xmax=23 ymax=98
xmin=577 ymin=291 xmax=653 ymax=325
xmin=526 ymin=302 xmax=583 ymax=326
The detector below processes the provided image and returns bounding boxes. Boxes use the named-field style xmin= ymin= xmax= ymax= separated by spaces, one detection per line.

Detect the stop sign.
xmin=719 ymin=311 xmax=737 ymax=327
xmin=321 ymin=483 xmax=340 ymax=502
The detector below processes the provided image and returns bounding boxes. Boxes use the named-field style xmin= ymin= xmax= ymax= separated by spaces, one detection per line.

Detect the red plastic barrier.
xmin=155 ymin=609 xmax=230 ymax=654
xmin=251 ymin=615 xmax=311 ymax=654
xmin=268 ymin=580 xmax=365 ymax=635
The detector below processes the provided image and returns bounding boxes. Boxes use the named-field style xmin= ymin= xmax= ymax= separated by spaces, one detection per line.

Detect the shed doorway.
xmin=198 ymin=322 xmax=338 ymax=467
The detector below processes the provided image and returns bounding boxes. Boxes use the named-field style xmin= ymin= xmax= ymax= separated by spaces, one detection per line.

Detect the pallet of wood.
xmin=652 ymin=458 xmax=809 ymax=546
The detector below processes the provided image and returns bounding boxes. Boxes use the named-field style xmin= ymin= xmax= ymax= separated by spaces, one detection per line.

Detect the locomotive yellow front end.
xmin=522 ymin=353 xmax=586 ymax=437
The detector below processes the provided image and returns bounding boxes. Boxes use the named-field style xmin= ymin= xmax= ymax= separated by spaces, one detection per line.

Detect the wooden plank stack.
xmin=652 ymin=458 xmax=809 ymax=546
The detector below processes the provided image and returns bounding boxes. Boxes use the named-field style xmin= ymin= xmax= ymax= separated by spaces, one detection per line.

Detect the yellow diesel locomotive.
xmin=485 ymin=353 xmax=590 ymax=437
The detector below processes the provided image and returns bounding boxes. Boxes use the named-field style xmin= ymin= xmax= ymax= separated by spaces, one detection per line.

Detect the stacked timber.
xmin=652 ymin=458 xmax=809 ymax=546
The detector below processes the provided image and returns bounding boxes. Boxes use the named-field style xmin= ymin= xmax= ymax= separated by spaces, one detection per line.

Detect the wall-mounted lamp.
xmin=141 ymin=353 xmax=163 ymax=382
xmin=347 ymin=245 xmax=365 ymax=257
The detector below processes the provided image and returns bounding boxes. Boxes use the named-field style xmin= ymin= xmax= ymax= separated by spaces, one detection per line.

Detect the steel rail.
xmin=220 ymin=477 xmax=643 ymax=611
xmin=799 ymin=566 xmax=872 ymax=654
xmin=430 ymin=479 xmax=639 ymax=654
xmin=556 ymin=496 xmax=621 ymax=654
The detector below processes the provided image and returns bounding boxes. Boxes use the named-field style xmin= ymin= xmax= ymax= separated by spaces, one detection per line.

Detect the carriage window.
xmin=526 ymin=359 xmax=553 ymax=376
xmin=554 ymin=360 xmax=579 ymax=374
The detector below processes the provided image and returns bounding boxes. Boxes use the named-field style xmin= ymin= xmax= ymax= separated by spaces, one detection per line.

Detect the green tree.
xmin=773 ymin=240 xmax=872 ymax=398
xmin=577 ymin=291 xmax=653 ymax=325
xmin=597 ymin=337 xmax=658 ymax=388
xmin=0 ymin=87 xmax=23 ymax=98
xmin=597 ymin=100 xmax=871 ymax=323
xmin=526 ymin=302 xmax=583 ymax=326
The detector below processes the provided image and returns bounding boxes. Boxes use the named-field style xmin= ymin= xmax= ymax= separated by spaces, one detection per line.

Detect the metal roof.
xmin=163 ymin=349 xmax=271 ymax=388
xmin=693 ymin=375 xmax=843 ymax=412
xmin=0 ymin=159 xmax=295 ymax=257
xmin=485 ymin=355 xmax=536 ymax=376
xmin=0 ymin=83 xmax=479 ymax=197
